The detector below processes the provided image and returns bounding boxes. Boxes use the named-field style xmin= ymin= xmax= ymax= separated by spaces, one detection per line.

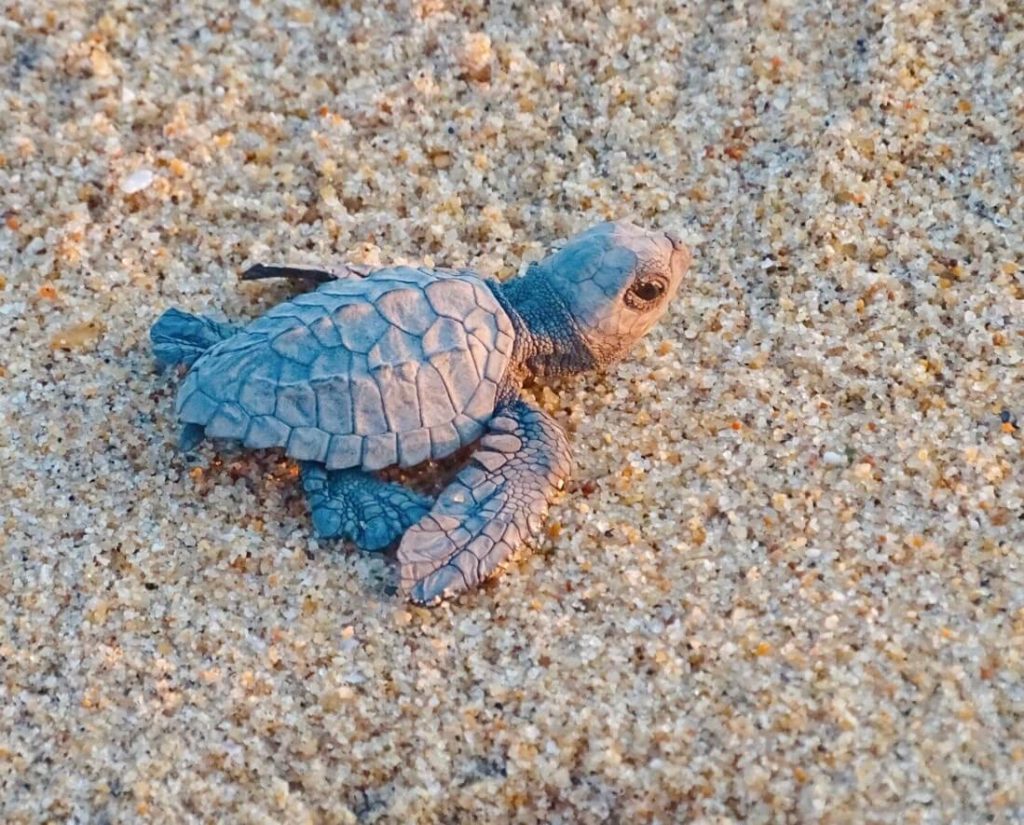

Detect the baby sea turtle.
xmin=151 ymin=221 xmax=690 ymax=604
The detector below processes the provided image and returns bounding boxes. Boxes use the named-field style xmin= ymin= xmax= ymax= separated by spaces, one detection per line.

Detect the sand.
xmin=1 ymin=0 xmax=1022 ymax=822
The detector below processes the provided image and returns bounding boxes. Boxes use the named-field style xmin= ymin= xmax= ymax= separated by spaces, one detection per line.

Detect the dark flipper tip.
xmin=241 ymin=264 xmax=338 ymax=283
xmin=179 ymin=423 xmax=205 ymax=452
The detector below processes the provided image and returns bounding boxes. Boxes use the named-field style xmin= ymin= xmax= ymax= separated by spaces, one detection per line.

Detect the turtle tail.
xmin=150 ymin=308 xmax=238 ymax=368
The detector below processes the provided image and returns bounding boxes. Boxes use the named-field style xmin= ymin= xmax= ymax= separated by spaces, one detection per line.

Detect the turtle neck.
xmin=492 ymin=265 xmax=600 ymax=382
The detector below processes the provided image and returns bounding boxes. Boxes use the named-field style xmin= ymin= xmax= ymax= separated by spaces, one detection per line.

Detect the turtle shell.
xmin=175 ymin=267 xmax=516 ymax=470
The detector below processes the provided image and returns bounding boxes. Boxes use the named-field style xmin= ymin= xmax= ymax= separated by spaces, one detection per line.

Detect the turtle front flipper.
xmin=397 ymin=399 xmax=572 ymax=605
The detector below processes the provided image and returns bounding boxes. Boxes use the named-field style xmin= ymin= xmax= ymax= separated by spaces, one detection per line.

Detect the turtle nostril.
xmin=665 ymin=231 xmax=684 ymax=251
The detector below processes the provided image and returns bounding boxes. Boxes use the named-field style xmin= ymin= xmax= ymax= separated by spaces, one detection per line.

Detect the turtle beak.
xmin=665 ymin=232 xmax=691 ymax=281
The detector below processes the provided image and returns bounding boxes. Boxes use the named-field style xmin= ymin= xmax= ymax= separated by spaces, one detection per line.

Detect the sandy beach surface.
xmin=2 ymin=0 xmax=1023 ymax=822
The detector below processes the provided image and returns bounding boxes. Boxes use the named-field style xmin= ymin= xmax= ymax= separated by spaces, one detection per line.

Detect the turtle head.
xmin=539 ymin=221 xmax=690 ymax=364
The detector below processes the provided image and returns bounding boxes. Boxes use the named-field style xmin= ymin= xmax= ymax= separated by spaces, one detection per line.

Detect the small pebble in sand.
xmin=120 ymin=169 xmax=154 ymax=194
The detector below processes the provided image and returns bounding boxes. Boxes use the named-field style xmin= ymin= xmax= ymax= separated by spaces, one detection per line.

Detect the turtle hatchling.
xmin=151 ymin=221 xmax=690 ymax=604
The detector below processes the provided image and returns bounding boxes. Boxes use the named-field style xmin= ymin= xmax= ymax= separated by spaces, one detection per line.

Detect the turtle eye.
xmin=625 ymin=279 xmax=666 ymax=308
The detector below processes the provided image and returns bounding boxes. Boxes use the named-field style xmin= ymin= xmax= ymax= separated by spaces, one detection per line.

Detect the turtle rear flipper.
xmin=150 ymin=308 xmax=239 ymax=368
xmin=178 ymin=422 xmax=206 ymax=452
